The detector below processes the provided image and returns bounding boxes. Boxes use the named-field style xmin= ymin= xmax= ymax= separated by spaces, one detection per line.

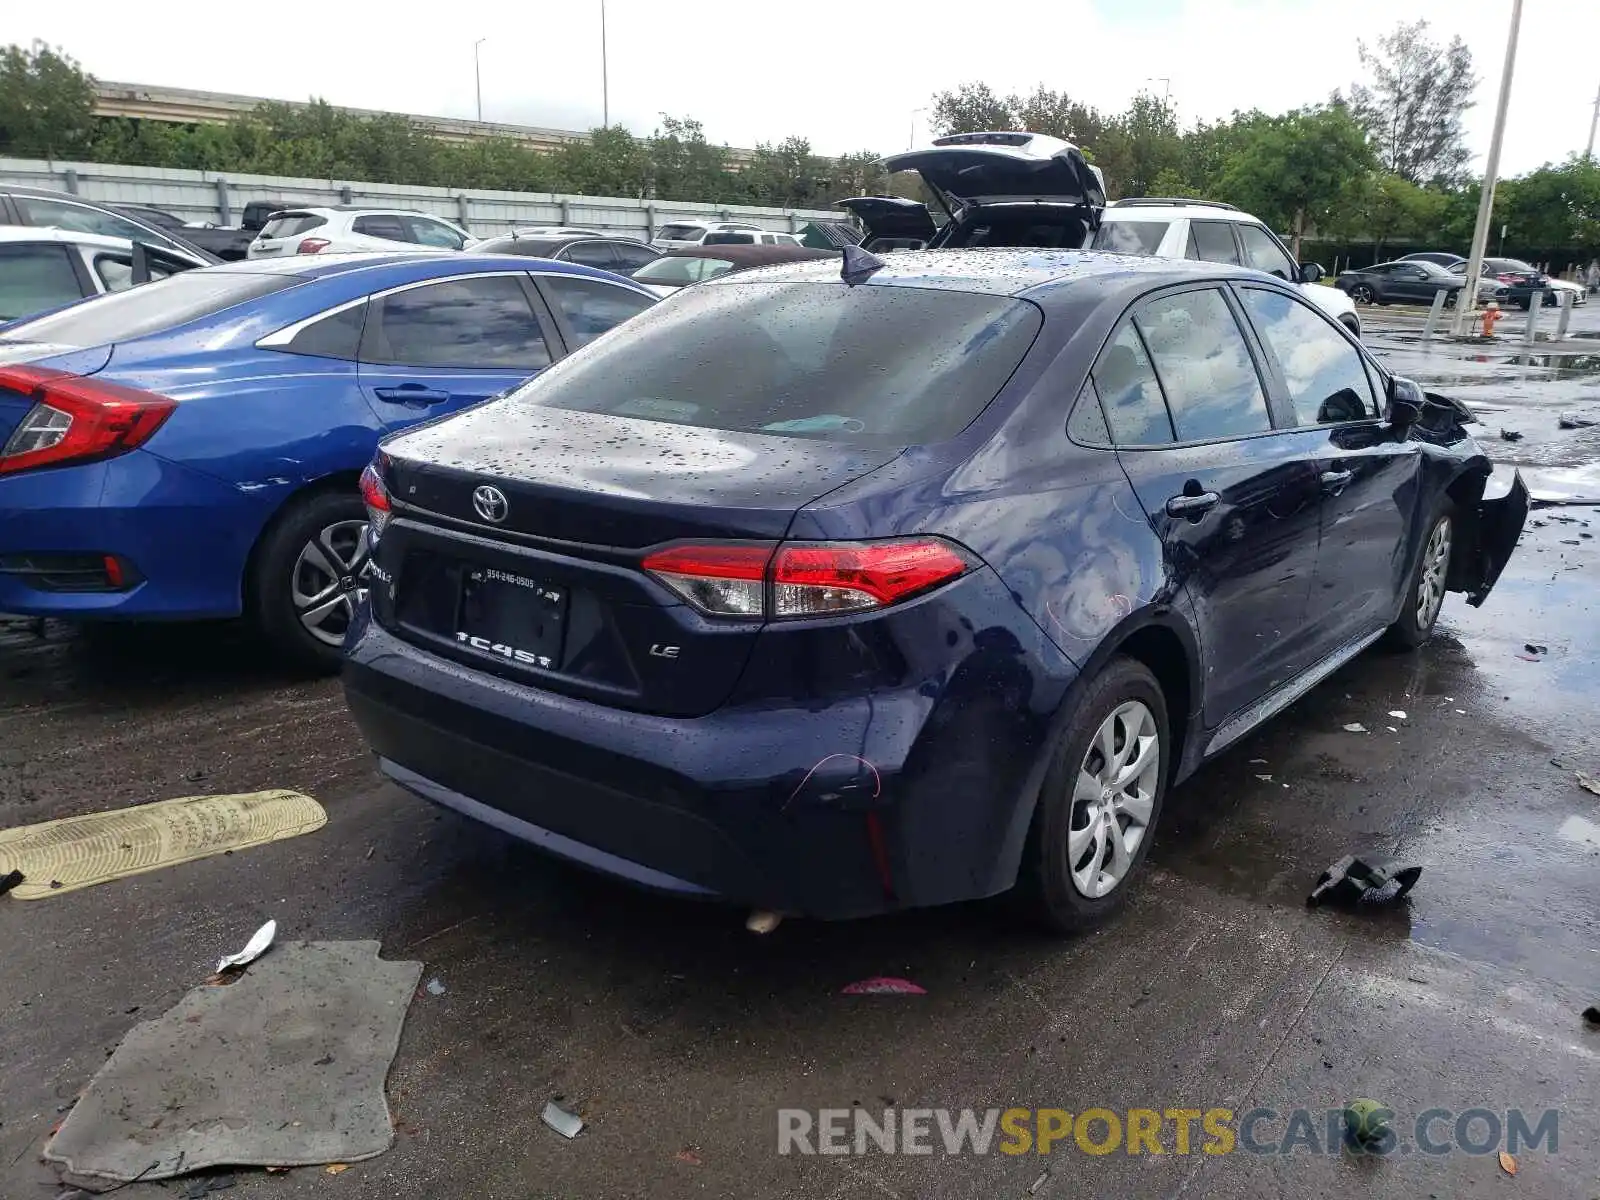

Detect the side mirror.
xmin=1299 ymin=262 xmax=1325 ymax=284
xmin=1386 ymin=376 xmax=1424 ymax=431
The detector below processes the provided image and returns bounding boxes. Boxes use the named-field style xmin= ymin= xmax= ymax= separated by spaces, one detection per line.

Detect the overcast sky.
xmin=7 ymin=0 xmax=1595 ymax=176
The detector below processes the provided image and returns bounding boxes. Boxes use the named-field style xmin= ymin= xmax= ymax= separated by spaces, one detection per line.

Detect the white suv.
xmin=247 ymin=207 xmax=477 ymax=258
xmin=1092 ymin=198 xmax=1360 ymax=336
xmin=651 ymin=220 xmax=798 ymax=249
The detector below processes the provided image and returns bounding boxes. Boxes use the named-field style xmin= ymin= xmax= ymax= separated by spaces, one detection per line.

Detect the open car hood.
xmin=880 ymin=133 xmax=1107 ymax=211
xmin=836 ymin=196 xmax=937 ymax=245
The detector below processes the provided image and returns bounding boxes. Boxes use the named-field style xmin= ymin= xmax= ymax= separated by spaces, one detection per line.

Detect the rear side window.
xmin=612 ymin=243 xmax=659 ymax=272
xmin=1092 ymin=221 xmax=1169 ymax=256
xmin=0 ymin=271 xmax=294 ymax=346
xmin=541 ymin=276 xmax=655 ymax=348
xmin=92 ymin=253 xmax=177 ymax=292
xmin=1067 ymin=380 xmax=1113 ymax=445
xmin=515 ymin=280 xmax=1043 ymax=448
xmin=1238 ymin=288 xmax=1376 ymax=424
xmin=280 ymin=302 xmax=367 ymax=360
xmin=1093 ymin=323 xmax=1173 ymax=446
xmin=14 ymin=196 xmax=156 ymax=245
xmin=560 ymin=240 xmax=619 ymax=268
xmin=1237 ymin=224 xmax=1296 ymax=280
xmin=260 ymin=213 xmax=326 ymax=239
xmin=352 ymin=215 xmax=411 ymax=242
xmin=366 ymin=276 xmax=549 ymax=369
xmin=655 ymin=224 xmax=704 ymax=242
xmin=1187 ymin=221 xmax=1241 ymax=266
xmin=630 ymin=256 xmax=733 ymax=286
xmin=1135 ymin=289 xmax=1270 ymax=441
xmin=0 ymin=244 xmax=84 ymax=321
xmin=406 ymin=217 xmax=466 ymax=249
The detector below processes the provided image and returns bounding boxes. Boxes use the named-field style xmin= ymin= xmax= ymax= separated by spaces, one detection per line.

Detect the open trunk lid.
xmin=881 ymin=133 xmax=1107 ymax=208
xmin=837 ymin=196 xmax=938 ymax=247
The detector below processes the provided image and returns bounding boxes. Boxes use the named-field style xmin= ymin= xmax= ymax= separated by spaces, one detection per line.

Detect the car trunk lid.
xmin=0 ymin=343 xmax=112 ymax=448
xmin=837 ymin=197 xmax=938 ymax=247
xmin=374 ymin=405 xmax=901 ymax=717
xmin=881 ymin=133 xmax=1107 ymax=209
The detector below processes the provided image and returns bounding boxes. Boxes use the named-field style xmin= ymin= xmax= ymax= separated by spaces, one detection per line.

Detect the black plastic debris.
xmin=0 ymin=869 xmax=23 ymax=897
xmin=1582 ymin=1006 xmax=1600 ymax=1028
xmin=1307 ymin=855 xmax=1421 ymax=907
xmin=840 ymin=245 xmax=886 ymax=287
xmin=1557 ymin=413 xmax=1597 ymax=430
xmin=1499 ymin=428 xmax=1523 ymax=442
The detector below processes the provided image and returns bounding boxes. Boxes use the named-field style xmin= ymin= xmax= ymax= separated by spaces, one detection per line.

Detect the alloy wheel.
xmin=1352 ymin=285 xmax=1375 ymax=304
xmin=291 ymin=519 xmax=370 ymax=647
xmin=1416 ymin=516 xmax=1452 ymax=631
xmin=1066 ymin=700 xmax=1160 ymax=898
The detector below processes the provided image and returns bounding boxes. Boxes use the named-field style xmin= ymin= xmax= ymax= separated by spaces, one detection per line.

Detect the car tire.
xmin=1339 ymin=315 xmax=1361 ymax=337
xmin=250 ymin=488 xmax=370 ymax=673
xmin=1383 ymin=499 xmax=1455 ymax=651
xmin=1351 ymin=284 xmax=1375 ymax=304
xmin=1016 ymin=656 xmax=1170 ymax=934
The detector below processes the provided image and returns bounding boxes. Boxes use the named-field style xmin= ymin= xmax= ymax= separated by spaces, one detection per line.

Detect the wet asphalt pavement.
xmin=2 ymin=308 xmax=1598 ymax=1200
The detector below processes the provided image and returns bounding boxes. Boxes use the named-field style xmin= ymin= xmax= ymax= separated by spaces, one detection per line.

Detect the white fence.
xmin=0 ymin=156 xmax=841 ymax=240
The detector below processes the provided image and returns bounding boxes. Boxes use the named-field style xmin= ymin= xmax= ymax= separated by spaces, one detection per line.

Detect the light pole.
xmin=908 ymin=106 xmax=928 ymax=150
xmin=1453 ymin=0 xmax=1523 ymax=335
xmin=601 ymin=0 xmax=610 ymax=127
xmin=473 ymin=38 xmax=486 ymax=123
xmin=1587 ymin=83 xmax=1599 ymax=159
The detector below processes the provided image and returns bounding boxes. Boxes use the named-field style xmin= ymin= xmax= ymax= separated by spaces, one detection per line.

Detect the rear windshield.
xmin=511 ymin=280 xmax=1043 ymax=448
xmin=655 ymin=224 xmax=704 ymax=241
xmin=260 ymin=213 xmax=325 ymax=238
xmin=631 ymin=257 xmax=736 ymax=286
xmin=1092 ymin=220 xmax=1169 ymax=256
xmin=0 ymin=271 xmax=296 ymax=347
xmin=703 ymin=231 xmax=757 ymax=245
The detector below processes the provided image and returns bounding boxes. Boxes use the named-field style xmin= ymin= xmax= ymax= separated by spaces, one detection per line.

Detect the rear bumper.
xmin=0 ymin=450 xmax=267 ymax=620
xmin=342 ymin=583 xmax=1075 ymax=919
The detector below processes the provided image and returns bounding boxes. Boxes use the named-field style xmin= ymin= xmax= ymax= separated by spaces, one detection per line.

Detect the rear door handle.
xmin=1165 ymin=491 xmax=1220 ymax=518
xmin=374 ymin=385 xmax=450 ymax=407
xmin=1320 ymin=468 xmax=1354 ymax=495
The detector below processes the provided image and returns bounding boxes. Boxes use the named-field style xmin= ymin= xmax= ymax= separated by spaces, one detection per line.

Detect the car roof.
xmin=713 ymin=248 xmax=1276 ymax=299
xmin=661 ymin=245 xmax=836 ymax=266
xmin=0 ymin=225 xmax=139 ymax=251
xmin=198 ymin=251 xmax=654 ymax=289
xmin=1102 ymin=200 xmax=1252 ymax=221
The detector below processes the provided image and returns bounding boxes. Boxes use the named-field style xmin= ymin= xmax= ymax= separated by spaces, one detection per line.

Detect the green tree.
xmin=1010 ymin=86 xmax=1107 ymax=146
xmin=929 ymin=82 xmax=1015 ymax=136
xmin=1217 ymin=105 xmax=1376 ymax=256
xmin=552 ymin=125 xmax=649 ymax=197
xmin=743 ymin=136 xmax=828 ymax=206
xmin=1346 ymin=20 xmax=1477 ymax=184
xmin=1095 ymin=95 xmax=1182 ymax=198
xmin=648 ymin=115 xmax=731 ymax=202
xmin=0 ymin=41 xmax=96 ymax=158
xmin=1500 ymin=157 xmax=1600 ymax=254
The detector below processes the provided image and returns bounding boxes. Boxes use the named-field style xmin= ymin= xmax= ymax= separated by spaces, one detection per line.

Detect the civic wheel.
xmin=251 ymin=489 xmax=371 ymax=672
xmin=1017 ymin=656 xmax=1169 ymax=933
xmin=1066 ymin=701 xmax=1160 ymax=898
xmin=292 ymin=519 xmax=370 ymax=647
xmin=1351 ymin=284 xmax=1375 ymax=304
xmin=1384 ymin=502 xmax=1455 ymax=651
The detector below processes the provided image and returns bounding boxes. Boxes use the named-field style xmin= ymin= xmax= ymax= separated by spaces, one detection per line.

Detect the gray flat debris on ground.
xmin=45 ymin=940 xmax=422 ymax=1184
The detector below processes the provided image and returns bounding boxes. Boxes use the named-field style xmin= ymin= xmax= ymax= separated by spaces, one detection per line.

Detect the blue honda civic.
xmin=0 ymin=253 xmax=655 ymax=667
xmin=342 ymin=249 xmax=1527 ymax=929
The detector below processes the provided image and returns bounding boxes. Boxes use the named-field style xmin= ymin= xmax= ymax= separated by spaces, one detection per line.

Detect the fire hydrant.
xmin=1480 ymin=301 xmax=1504 ymax=337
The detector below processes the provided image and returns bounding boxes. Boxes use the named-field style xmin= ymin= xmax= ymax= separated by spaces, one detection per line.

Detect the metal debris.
xmin=542 ymin=1100 xmax=585 ymax=1139
xmin=1388 ymin=710 xmax=1407 ymax=719
xmin=1577 ymin=773 xmax=1600 ymax=797
xmin=1342 ymin=723 xmax=1368 ymax=733
xmin=1028 ymin=1168 xmax=1051 ymax=1195
xmin=1255 ymin=774 xmax=1273 ymax=783
xmin=1307 ymin=855 xmax=1422 ymax=908
xmin=1498 ymin=428 xmax=1523 ymax=441
xmin=215 ymin=920 xmax=276 ymax=975
xmin=1557 ymin=413 xmax=1597 ymax=429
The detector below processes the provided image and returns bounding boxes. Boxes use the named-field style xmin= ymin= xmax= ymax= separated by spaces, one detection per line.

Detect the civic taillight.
xmin=0 ymin=366 xmax=176 ymax=476
xmin=642 ymin=538 xmax=975 ymax=619
xmin=297 ymin=238 xmax=332 ymax=254
xmin=359 ymin=463 xmax=391 ymax=536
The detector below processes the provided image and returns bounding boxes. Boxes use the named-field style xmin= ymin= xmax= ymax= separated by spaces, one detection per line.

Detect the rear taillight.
xmin=359 ymin=463 xmax=391 ymax=536
xmin=297 ymin=238 xmax=332 ymax=254
xmin=0 ymin=366 xmax=176 ymax=476
xmin=642 ymin=538 xmax=974 ymax=619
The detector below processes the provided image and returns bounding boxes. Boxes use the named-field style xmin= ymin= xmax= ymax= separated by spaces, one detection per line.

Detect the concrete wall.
xmin=0 ymin=157 xmax=839 ymax=240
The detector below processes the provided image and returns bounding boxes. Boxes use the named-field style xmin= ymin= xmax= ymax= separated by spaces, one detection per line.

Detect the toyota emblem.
xmin=472 ymin=485 xmax=509 ymax=523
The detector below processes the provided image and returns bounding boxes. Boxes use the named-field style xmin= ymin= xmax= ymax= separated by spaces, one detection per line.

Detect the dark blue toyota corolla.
xmin=342 ymin=249 xmax=1527 ymax=930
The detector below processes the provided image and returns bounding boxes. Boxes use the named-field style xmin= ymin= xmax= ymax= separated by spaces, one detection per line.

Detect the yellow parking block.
xmin=0 ymin=790 xmax=326 ymax=899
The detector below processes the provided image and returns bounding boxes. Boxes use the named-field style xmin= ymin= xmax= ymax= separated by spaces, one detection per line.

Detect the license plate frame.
xmin=455 ymin=565 xmax=567 ymax=670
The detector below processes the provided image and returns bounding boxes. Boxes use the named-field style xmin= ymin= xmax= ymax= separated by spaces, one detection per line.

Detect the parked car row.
xmin=1369 ymin=251 xmax=1587 ymax=310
